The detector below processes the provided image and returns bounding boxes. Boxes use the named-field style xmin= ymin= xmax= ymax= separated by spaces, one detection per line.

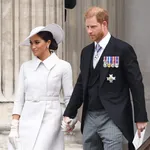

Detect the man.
xmin=62 ymin=6 xmax=148 ymax=150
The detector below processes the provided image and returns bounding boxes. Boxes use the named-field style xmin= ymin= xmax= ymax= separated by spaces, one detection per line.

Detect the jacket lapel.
xmin=99 ymin=36 xmax=115 ymax=87
xmin=82 ymin=43 xmax=94 ymax=88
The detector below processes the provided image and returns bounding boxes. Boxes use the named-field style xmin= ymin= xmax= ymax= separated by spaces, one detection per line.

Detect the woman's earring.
xmin=47 ymin=45 xmax=49 ymax=49
xmin=50 ymin=50 xmax=54 ymax=53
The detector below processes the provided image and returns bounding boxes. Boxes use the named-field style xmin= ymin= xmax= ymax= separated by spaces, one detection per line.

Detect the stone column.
xmin=0 ymin=0 xmax=64 ymax=149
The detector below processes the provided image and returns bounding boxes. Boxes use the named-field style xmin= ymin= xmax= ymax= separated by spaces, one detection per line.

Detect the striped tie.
xmin=93 ymin=44 xmax=102 ymax=68
xmin=94 ymin=44 xmax=101 ymax=59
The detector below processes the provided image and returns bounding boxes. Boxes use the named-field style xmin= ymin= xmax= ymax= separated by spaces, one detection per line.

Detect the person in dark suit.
xmin=62 ymin=6 xmax=148 ymax=150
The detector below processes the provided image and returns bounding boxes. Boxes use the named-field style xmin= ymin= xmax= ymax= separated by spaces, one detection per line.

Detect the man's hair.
xmin=84 ymin=6 xmax=109 ymax=24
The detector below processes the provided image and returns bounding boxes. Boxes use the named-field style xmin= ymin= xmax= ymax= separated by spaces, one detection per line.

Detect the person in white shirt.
xmin=62 ymin=6 xmax=148 ymax=150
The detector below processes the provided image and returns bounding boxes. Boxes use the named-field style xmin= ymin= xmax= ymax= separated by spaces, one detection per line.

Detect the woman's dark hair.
xmin=37 ymin=31 xmax=58 ymax=50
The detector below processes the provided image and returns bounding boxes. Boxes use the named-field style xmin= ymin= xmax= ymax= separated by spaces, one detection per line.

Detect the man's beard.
xmin=89 ymin=31 xmax=104 ymax=42
xmin=95 ymin=31 xmax=104 ymax=42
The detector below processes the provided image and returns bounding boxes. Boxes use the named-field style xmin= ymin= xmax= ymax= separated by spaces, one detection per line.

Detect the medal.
xmin=107 ymin=74 xmax=116 ymax=83
xmin=115 ymin=56 xmax=119 ymax=68
xmin=111 ymin=56 xmax=115 ymax=68
xmin=103 ymin=56 xmax=107 ymax=68
xmin=108 ymin=56 xmax=111 ymax=68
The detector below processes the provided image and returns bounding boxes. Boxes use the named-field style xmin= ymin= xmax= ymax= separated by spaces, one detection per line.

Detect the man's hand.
xmin=8 ymin=119 xmax=19 ymax=149
xmin=136 ymin=122 xmax=147 ymax=138
xmin=61 ymin=116 xmax=78 ymax=132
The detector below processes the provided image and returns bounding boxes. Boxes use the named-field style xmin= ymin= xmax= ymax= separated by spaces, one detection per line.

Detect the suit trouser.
xmin=83 ymin=110 xmax=123 ymax=150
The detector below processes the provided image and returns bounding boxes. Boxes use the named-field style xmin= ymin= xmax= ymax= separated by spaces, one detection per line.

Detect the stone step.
xmin=65 ymin=143 xmax=83 ymax=150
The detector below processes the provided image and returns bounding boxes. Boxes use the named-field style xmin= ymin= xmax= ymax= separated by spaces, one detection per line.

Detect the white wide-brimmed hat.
xmin=20 ymin=23 xmax=64 ymax=46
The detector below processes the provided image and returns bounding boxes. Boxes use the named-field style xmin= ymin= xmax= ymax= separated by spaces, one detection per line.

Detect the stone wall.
xmin=124 ymin=0 xmax=150 ymax=141
xmin=1 ymin=0 xmax=150 ymax=149
xmin=0 ymin=0 xmax=64 ymax=149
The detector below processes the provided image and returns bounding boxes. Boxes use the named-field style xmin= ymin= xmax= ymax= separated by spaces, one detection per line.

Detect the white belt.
xmin=25 ymin=96 xmax=59 ymax=102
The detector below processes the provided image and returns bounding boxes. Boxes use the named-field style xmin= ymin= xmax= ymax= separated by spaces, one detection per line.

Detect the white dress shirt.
xmin=93 ymin=32 xmax=111 ymax=68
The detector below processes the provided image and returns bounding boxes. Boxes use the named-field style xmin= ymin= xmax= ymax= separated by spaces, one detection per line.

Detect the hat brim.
xmin=20 ymin=23 xmax=64 ymax=46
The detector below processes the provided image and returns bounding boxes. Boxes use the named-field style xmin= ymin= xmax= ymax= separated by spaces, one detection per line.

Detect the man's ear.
xmin=102 ymin=21 xmax=108 ymax=27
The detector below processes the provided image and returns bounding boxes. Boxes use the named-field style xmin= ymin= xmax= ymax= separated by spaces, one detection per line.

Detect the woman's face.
xmin=30 ymin=34 xmax=51 ymax=60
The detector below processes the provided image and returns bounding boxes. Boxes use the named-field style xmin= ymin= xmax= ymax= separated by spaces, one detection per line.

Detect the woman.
xmin=8 ymin=23 xmax=73 ymax=150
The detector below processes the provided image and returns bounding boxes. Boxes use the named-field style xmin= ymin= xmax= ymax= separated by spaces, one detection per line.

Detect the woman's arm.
xmin=61 ymin=62 xmax=73 ymax=107
xmin=9 ymin=63 xmax=25 ymax=149
xmin=12 ymin=114 xmax=20 ymax=120
xmin=12 ymin=64 xmax=25 ymax=116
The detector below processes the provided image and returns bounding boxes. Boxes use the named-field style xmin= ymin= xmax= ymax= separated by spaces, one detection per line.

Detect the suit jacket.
xmin=64 ymin=36 xmax=148 ymax=142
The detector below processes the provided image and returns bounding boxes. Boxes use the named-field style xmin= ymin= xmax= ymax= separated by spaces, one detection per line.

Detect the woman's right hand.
xmin=8 ymin=119 xmax=19 ymax=149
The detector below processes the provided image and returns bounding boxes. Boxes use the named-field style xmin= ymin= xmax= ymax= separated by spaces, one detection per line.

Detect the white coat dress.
xmin=8 ymin=53 xmax=73 ymax=150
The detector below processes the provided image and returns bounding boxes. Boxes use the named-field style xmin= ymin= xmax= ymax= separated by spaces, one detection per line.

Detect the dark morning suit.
xmin=64 ymin=35 xmax=148 ymax=149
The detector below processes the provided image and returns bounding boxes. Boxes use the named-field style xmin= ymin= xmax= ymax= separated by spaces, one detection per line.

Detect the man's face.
xmin=85 ymin=16 xmax=104 ymax=43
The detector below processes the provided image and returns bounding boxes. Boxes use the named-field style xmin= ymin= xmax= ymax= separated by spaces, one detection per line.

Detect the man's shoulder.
xmin=112 ymin=36 xmax=132 ymax=48
xmin=111 ymin=36 xmax=135 ymax=56
xmin=82 ymin=43 xmax=94 ymax=52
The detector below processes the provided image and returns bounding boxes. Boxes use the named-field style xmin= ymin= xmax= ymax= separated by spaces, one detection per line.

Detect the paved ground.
xmin=65 ymin=143 xmax=83 ymax=150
